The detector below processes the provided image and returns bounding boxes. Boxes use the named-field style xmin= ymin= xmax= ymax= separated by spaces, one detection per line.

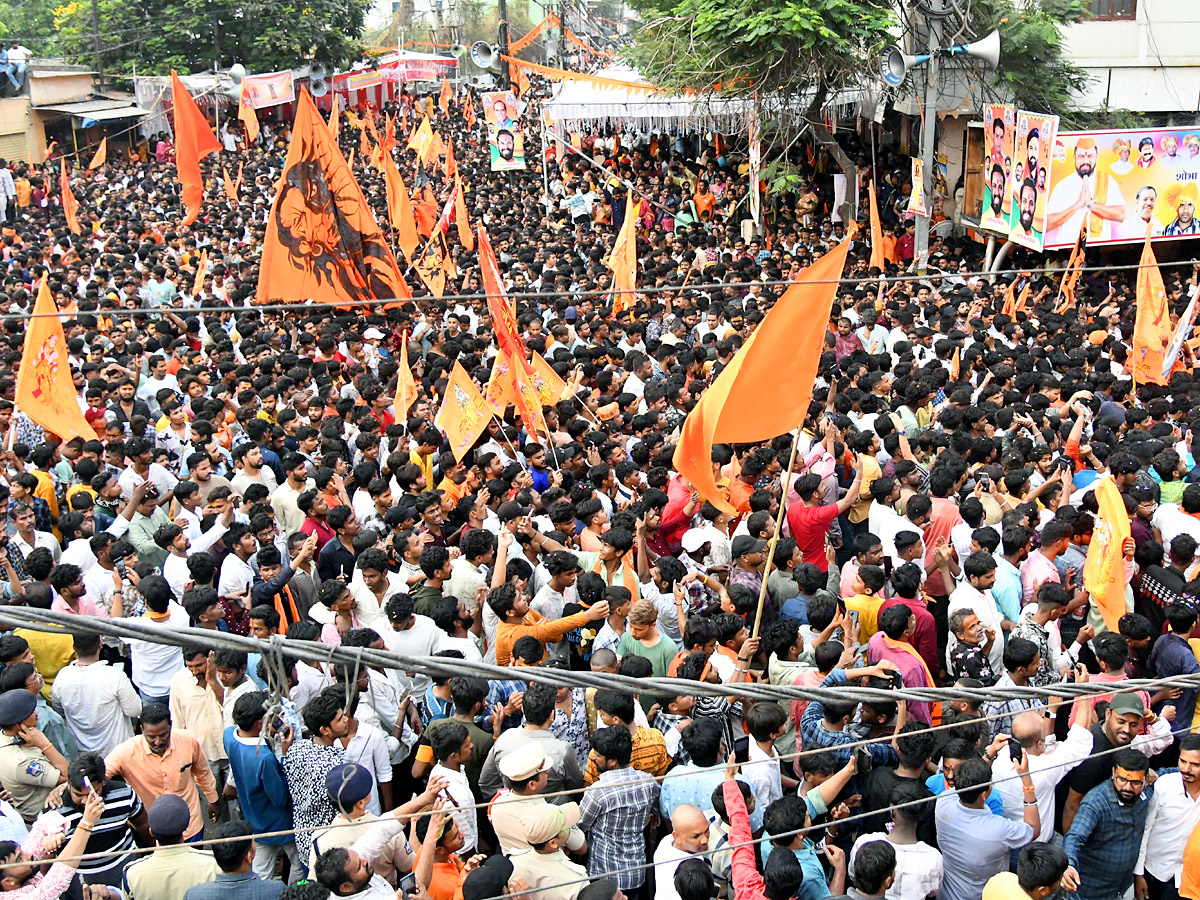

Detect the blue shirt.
xmin=791 ymin=841 xmax=832 ymax=900
xmin=800 ymin=670 xmax=898 ymax=766
xmin=1150 ymin=632 xmax=1200 ymax=726
xmin=926 ymin=773 xmax=1004 ymax=816
xmin=223 ymin=728 xmax=293 ymax=845
xmin=992 ymin=557 xmax=1023 ymax=625
xmin=1065 ymin=780 xmax=1152 ymax=900
xmin=659 ymin=762 xmax=726 ymax=820
xmin=184 ymin=872 xmax=284 ymax=900
xmin=780 ymin=595 xmax=810 ymax=625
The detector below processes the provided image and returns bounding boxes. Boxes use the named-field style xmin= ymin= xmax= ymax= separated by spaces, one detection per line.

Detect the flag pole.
xmin=750 ymin=422 xmax=805 ymax=639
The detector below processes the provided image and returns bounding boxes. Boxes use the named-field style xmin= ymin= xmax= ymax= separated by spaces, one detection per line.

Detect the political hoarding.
xmin=482 ymin=90 xmax=526 ymax=172
xmin=981 ymin=104 xmax=1015 ymax=235
xmin=1007 ymin=111 xmax=1059 ymax=252
xmin=1044 ymin=126 xmax=1200 ymax=250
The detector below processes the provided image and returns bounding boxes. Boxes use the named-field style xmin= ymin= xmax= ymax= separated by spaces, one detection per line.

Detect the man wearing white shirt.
xmin=947 ymin=554 xmax=1005 ymax=675
xmin=993 ymin=693 xmax=1096 ymax=842
xmin=651 ymin=805 xmax=711 ymax=900
xmin=1135 ymin=735 xmax=1200 ymax=900
xmin=51 ymin=632 xmax=142 ymax=755
xmin=867 ymin=481 xmax=909 ymax=566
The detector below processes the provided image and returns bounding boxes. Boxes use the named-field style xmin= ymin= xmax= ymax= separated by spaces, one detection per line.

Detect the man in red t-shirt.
xmin=786 ymin=455 xmax=864 ymax=573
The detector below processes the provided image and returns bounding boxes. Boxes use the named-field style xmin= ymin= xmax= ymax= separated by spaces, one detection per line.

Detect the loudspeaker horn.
xmin=880 ymin=45 xmax=930 ymax=87
xmin=945 ymin=28 xmax=1000 ymax=69
xmin=451 ymin=43 xmax=468 ymax=58
xmin=470 ymin=41 xmax=496 ymax=69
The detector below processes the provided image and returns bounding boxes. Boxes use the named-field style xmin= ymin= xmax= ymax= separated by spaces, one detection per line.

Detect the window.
xmin=1088 ymin=0 xmax=1135 ymax=20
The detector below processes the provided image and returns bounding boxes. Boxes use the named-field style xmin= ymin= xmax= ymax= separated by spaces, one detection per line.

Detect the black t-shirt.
xmin=861 ymin=766 xmax=938 ymax=847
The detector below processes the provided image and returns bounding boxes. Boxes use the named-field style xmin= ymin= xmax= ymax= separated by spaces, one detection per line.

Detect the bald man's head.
xmin=671 ymin=804 xmax=710 ymax=854
xmin=1011 ymin=710 xmax=1048 ymax=753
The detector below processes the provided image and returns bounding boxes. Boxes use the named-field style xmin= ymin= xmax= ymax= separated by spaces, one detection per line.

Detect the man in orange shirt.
xmin=489 ymin=583 xmax=609 ymax=667
xmin=105 ymin=701 xmax=218 ymax=841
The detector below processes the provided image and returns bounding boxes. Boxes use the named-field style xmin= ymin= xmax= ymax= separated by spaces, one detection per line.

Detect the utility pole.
xmin=497 ymin=0 xmax=510 ymax=88
xmin=913 ymin=0 xmax=941 ymax=273
xmin=90 ymin=0 xmax=103 ymax=89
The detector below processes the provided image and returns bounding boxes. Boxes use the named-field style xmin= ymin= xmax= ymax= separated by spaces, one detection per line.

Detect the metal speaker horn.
xmin=310 ymin=63 xmax=328 ymax=81
xmin=451 ymin=43 xmax=468 ymax=58
xmin=224 ymin=63 xmax=247 ymax=99
xmin=310 ymin=63 xmax=329 ymax=98
xmin=470 ymin=41 xmax=495 ymax=69
xmin=881 ymin=44 xmax=930 ymax=87
xmin=945 ymin=28 xmax=1001 ymax=69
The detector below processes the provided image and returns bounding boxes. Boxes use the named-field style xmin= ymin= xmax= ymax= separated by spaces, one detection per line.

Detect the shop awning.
xmin=36 ymin=100 xmax=151 ymax=122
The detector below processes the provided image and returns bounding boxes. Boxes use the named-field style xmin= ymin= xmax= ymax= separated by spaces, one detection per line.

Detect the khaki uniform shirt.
xmin=122 ymin=844 xmax=218 ymax=900
xmin=0 ymin=734 xmax=60 ymax=820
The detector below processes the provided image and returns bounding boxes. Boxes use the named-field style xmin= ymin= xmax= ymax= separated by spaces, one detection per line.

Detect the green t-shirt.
xmin=412 ymin=583 xmax=443 ymax=617
xmin=616 ymin=631 xmax=677 ymax=678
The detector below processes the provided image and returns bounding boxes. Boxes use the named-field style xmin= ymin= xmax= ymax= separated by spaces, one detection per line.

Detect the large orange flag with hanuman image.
xmin=16 ymin=277 xmax=95 ymax=443
xmin=257 ymin=88 xmax=411 ymax=306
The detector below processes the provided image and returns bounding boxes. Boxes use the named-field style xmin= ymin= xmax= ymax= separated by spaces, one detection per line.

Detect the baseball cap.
xmin=731 ymin=535 xmax=767 ymax=558
xmin=462 ymin=856 xmax=514 ymax=900
xmin=1108 ymin=693 xmax=1147 ymax=717
xmin=681 ymin=529 xmax=710 ymax=554
xmin=497 ymin=501 xmax=532 ymax=522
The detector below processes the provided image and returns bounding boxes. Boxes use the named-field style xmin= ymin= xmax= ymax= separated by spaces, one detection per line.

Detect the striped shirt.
xmin=58 ymin=780 xmax=143 ymax=887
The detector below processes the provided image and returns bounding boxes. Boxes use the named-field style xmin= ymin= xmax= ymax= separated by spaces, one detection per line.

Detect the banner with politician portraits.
xmin=482 ymin=90 xmax=526 ymax=172
xmin=1045 ymin=126 xmax=1200 ymax=250
xmin=1007 ymin=111 xmax=1059 ymax=252
xmin=981 ymin=104 xmax=1015 ymax=236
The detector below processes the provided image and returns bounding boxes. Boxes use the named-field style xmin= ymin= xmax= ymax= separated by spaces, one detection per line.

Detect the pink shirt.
xmin=1019 ymin=552 xmax=1061 ymax=604
xmin=51 ymin=594 xmax=101 ymax=616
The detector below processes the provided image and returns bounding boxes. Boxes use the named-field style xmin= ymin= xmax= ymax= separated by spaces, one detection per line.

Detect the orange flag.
xmin=414 ymin=188 xmax=438 ymax=238
xmin=192 ymin=247 xmax=208 ymax=296
xmin=439 ymin=78 xmax=452 ymax=113
xmin=608 ymin=190 xmax=638 ymax=315
xmin=172 ymin=71 xmax=222 ymax=226
xmin=59 ymin=159 xmax=81 ymax=236
xmin=328 ymin=95 xmax=341 ymax=142
xmin=530 ymin=351 xmax=568 ymax=405
xmin=407 ymin=117 xmax=435 ymax=166
xmin=383 ymin=151 xmax=420 ymax=263
xmin=478 ymin=223 xmax=523 ymax=356
xmin=238 ymin=82 xmax=260 ymax=144
xmin=394 ymin=331 xmax=418 ymax=419
xmin=1001 ymin=281 xmax=1017 ymax=317
xmin=435 ymin=362 xmax=491 ymax=462
xmin=222 ymin=163 xmax=242 ymax=204
xmin=675 ymin=225 xmax=858 ymax=514
xmin=15 ymin=277 xmax=95 ymax=443
xmin=444 ymin=141 xmax=457 ymax=180
xmin=517 ymin=67 xmax=532 ymax=97
xmin=483 ymin=348 xmax=520 ymax=414
xmin=1056 ymin=222 xmax=1086 ymax=313
xmin=949 ymin=347 xmax=961 ymax=382
xmin=257 ymin=88 xmax=410 ymax=307
xmin=1132 ymin=223 xmax=1173 ymax=386
xmin=1014 ymin=282 xmax=1031 ymax=313
xmin=87 ymin=137 xmax=107 ymax=172
xmin=1083 ymin=475 xmax=1131 ymax=633
xmin=454 ymin=178 xmax=473 ymax=252
xmin=868 ymin=180 xmax=885 ymax=272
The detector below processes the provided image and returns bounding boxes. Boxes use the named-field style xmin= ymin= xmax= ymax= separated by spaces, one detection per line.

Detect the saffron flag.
xmin=192 ymin=247 xmax=208 ymax=296
xmin=1056 ymin=222 xmax=1086 ymax=313
xmin=439 ymin=78 xmax=452 ymax=113
xmin=414 ymin=187 xmax=438 ymax=237
xmin=328 ymin=95 xmax=341 ymax=142
xmin=868 ymin=180 xmax=885 ymax=272
xmin=608 ymin=190 xmax=638 ymax=315
xmin=87 ymin=137 xmax=107 ymax=172
xmin=531 ymin=352 xmax=568 ymax=405
xmin=1083 ymin=475 xmax=1131 ymax=632
xmin=675 ymin=225 xmax=858 ymax=514
xmin=394 ymin=331 xmax=418 ymax=419
xmin=257 ymin=88 xmax=410 ymax=307
xmin=223 ymin=163 xmax=241 ymax=204
xmin=383 ymin=150 xmax=420 ymax=263
xmin=478 ymin=224 xmax=523 ymax=357
xmin=444 ymin=140 xmax=457 ymax=180
xmin=435 ymin=362 xmax=490 ymax=462
xmin=59 ymin=159 xmax=81 ymax=236
xmin=172 ymin=71 xmax=222 ymax=226
xmin=454 ymin=178 xmax=473 ymax=252
xmin=238 ymin=82 xmax=260 ymax=144
xmin=407 ymin=117 xmax=435 ymax=166
xmin=1014 ymin=281 xmax=1031 ymax=313
xmin=15 ymin=277 xmax=95 ymax=443
xmin=1132 ymin=223 xmax=1173 ymax=386
xmin=483 ymin=349 xmax=520 ymax=414
xmin=949 ymin=347 xmax=961 ymax=383
xmin=509 ymin=347 xmax=550 ymax=438
xmin=1001 ymin=281 xmax=1017 ymax=317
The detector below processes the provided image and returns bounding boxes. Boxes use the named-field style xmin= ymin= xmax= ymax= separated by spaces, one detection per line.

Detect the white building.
xmin=1061 ymin=0 xmax=1200 ymax=119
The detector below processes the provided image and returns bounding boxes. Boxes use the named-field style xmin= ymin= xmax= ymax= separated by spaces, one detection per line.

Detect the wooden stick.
xmin=751 ymin=425 xmax=804 ymax=639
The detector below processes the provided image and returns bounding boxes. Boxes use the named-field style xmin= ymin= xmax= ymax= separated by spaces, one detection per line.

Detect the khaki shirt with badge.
xmin=0 ymin=734 xmax=62 ymax=820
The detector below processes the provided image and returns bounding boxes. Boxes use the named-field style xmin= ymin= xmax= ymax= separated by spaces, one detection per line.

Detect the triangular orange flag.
xmin=1083 ymin=475 xmax=1131 ymax=633
xmin=328 ymin=95 xmax=341 ymax=143
xmin=414 ymin=187 xmax=438 ymax=238
xmin=394 ymin=331 xmax=418 ymax=419
xmin=530 ymin=351 xmax=568 ymax=405
xmin=1001 ymin=281 xmax=1017 ymax=317
xmin=435 ymin=362 xmax=491 ymax=463
xmin=675 ymin=225 xmax=858 ymax=514
xmin=222 ymin=163 xmax=241 ymax=204
xmin=407 ymin=117 xmax=435 ymax=166
xmin=478 ymin=223 xmax=523 ymax=357
xmin=192 ymin=247 xmax=208 ymax=296
xmin=608 ymin=190 xmax=638 ymax=315
xmin=59 ymin=159 xmax=81 ymax=236
xmin=444 ymin=141 xmax=457 ymax=180
xmin=383 ymin=151 xmax=420 ymax=263
xmin=950 ymin=347 xmax=961 ymax=382
xmin=87 ymin=137 xmax=107 ymax=172
xmin=238 ymin=82 xmax=260 ymax=144
xmin=483 ymin=349 xmax=520 ymax=414
xmin=1132 ymin=222 xmax=1173 ymax=386
xmin=15 ymin=277 xmax=95 ymax=443
xmin=1014 ymin=281 xmax=1031 ymax=313
xmin=172 ymin=71 xmax=222 ymax=226
xmin=257 ymin=88 xmax=411 ymax=307
xmin=454 ymin=178 xmax=473 ymax=252
xmin=439 ymin=78 xmax=452 ymax=113
xmin=517 ymin=67 xmax=531 ymax=98
xmin=868 ymin=180 xmax=885 ymax=272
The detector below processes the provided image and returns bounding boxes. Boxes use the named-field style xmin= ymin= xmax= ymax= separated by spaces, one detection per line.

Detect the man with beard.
xmin=1062 ymin=748 xmax=1153 ymax=900
xmin=1012 ymin=179 xmax=1040 ymax=243
xmin=1062 ymin=692 xmax=1172 ymax=830
xmin=1046 ymin=137 xmax=1125 ymax=244
xmin=1134 ymin=735 xmax=1200 ymax=900
xmin=1119 ymin=186 xmax=1164 ymax=239
xmin=986 ymin=164 xmax=1007 ymax=224
xmin=1165 ymin=183 xmax=1200 ymax=236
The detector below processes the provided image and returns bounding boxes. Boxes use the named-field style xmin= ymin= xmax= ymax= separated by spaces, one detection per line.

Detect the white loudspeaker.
xmin=945 ymin=29 xmax=1001 ymax=69
xmin=451 ymin=44 xmax=468 ymax=58
xmin=470 ymin=41 xmax=496 ymax=69
xmin=881 ymin=45 xmax=930 ymax=87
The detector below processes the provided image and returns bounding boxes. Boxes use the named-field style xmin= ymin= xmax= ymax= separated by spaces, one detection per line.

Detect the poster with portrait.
xmin=1007 ymin=111 xmax=1059 ymax=252
xmin=981 ymin=104 xmax=1015 ymax=235
xmin=482 ymin=90 xmax=526 ymax=172
xmin=908 ymin=158 xmax=927 ymax=216
xmin=1044 ymin=126 xmax=1200 ymax=250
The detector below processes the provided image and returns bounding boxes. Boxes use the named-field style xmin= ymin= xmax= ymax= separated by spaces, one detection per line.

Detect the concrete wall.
xmin=1062 ymin=0 xmax=1200 ymax=113
xmin=28 ymin=72 xmax=94 ymax=108
xmin=0 ymin=98 xmax=40 ymax=163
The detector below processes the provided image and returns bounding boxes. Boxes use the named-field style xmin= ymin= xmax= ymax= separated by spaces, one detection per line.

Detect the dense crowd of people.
xmin=0 ymin=52 xmax=1197 ymax=900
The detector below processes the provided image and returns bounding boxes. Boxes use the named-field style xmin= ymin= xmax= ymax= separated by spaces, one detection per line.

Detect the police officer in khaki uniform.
xmin=0 ymin=688 xmax=68 ymax=823
xmin=123 ymin=794 xmax=217 ymax=900
xmin=488 ymin=744 xmax=587 ymax=856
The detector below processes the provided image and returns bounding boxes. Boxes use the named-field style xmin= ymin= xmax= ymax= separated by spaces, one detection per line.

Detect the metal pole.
xmin=914 ymin=7 xmax=940 ymax=273
xmin=90 ymin=0 xmax=103 ymax=89
xmin=498 ymin=0 xmax=511 ymax=89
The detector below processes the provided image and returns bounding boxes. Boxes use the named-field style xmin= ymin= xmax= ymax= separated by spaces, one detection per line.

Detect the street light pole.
xmin=914 ymin=1 xmax=941 ymax=273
